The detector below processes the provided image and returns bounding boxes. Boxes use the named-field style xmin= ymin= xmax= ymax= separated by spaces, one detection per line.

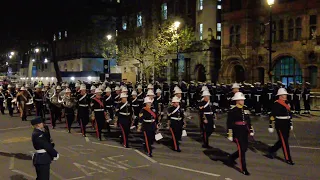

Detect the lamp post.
xmin=267 ymin=0 xmax=274 ymax=82
xmin=173 ymin=21 xmax=181 ymax=82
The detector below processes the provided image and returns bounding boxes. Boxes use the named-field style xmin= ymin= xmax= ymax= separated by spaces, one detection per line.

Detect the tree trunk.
xmin=51 ymin=42 xmax=62 ymax=83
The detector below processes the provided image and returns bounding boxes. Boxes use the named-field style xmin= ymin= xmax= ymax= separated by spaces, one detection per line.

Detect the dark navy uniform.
xmin=181 ymin=82 xmax=188 ymax=104
xmin=5 ymin=90 xmax=15 ymax=116
xmin=91 ymin=97 xmax=106 ymax=140
xmin=0 ymin=89 xmax=5 ymax=114
xmin=115 ymin=101 xmax=133 ymax=148
xmin=293 ymin=86 xmax=302 ymax=114
xmin=113 ymin=93 xmax=121 ymax=107
xmin=62 ymin=95 xmax=75 ymax=133
xmin=268 ymin=100 xmax=294 ymax=165
xmin=77 ymin=93 xmax=90 ymax=136
xmin=163 ymin=82 xmax=170 ymax=105
xmin=131 ymin=96 xmax=141 ymax=127
xmin=34 ymin=91 xmax=45 ymax=120
xmin=264 ymin=84 xmax=275 ymax=114
xmin=139 ymin=107 xmax=157 ymax=156
xmin=167 ymin=105 xmax=184 ymax=152
xmin=227 ymin=105 xmax=253 ymax=175
xmin=214 ymin=85 xmax=223 ymax=112
xmin=137 ymin=91 xmax=145 ymax=103
xmin=155 ymin=94 xmax=164 ymax=123
xmin=188 ymin=82 xmax=196 ymax=108
xmin=287 ymin=84 xmax=295 ymax=112
xmin=252 ymin=85 xmax=263 ymax=115
xmin=104 ymin=94 xmax=113 ymax=132
xmin=302 ymin=84 xmax=311 ymax=114
xmin=198 ymin=100 xmax=216 ymax=148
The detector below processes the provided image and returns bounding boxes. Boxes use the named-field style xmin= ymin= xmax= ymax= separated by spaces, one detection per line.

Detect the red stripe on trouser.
xmin=144 ymin=131 xmax=150 ymax=154
xmin=80 ymin=119 xmax=84 ymax=135
xmin=235 ymin=138 xmax=242 ymax=172
xmin=120 ymin=124 xmax=126 ymax=146
xmin=95 ymin=120 xmax=99 ymax=138
xmin=170 ymin=128 xmax=178 ymax=150
xmin=279 ymin=130 xmax=289 ymax=160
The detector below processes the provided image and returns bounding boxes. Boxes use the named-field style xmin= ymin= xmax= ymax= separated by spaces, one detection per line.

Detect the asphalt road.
xmin=0 ymin=109 xmax=319 ymax=180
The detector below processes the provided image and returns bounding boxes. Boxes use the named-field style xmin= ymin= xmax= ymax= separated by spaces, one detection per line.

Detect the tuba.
xmin=62 ymin=95 xmax=75 ymax=108
xmin=50 ymin=90 xmax=61 ymax=108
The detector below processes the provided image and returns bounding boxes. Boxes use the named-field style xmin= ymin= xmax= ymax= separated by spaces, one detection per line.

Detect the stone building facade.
xmin=221 ymin=0 xmax=320 ymax=89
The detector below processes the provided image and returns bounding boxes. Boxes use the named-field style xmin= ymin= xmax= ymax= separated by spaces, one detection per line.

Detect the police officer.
xmin=138 ymin=97 xmax=158 ymax=157
xmin=104 ymin=87 xmax=113 ymax=132
xmin=252 ymin=82 xmax=263 ymax=116
xmin=167 ymin=96 xmax=185 ymax=152
xmin=91 ymin=88 xmax=106 ymax=141
xmin=267 ymin=88 xmax=294 ymax=165
xmin=227 ymin=92 xmax=254 ymax=175
xmin=31 ymin=117 xmax=59 ymax=180
xmin=77 ymin=84 xmax=90 ymax=137
xmin=0 ymin=86 xmax=5 ymax=114
xmin=115 ymin=93 xmax=133 ymax=148
xmin=287 ymin=82 xmax=295 ymax=113
xmin=302 ymin=82 xmax=311 ymax=114
xmin=294 ymin=82 xmax=302 ymax=114
xmin=198 ymin=90 xmax=216 ymax=148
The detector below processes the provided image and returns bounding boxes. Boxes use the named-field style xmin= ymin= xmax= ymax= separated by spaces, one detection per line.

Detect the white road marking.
xmin=225 ymin=178 xmax=233 ymax=180
xmin=85 ymin=137 xmax=90 ymax=142
xmin=159 ymin=163 xmax=220 ymax=177
xmin=92 ymin=142 xmax=130 ymax=150
xmin=9 ymin=156 xmax=14 ymax=170
xmin=66 ymin=176 xmax=86 ymax=180
xmin=12 ymin=169 xmax=36 ymax=179
xmin=134 ymin=150 xmax=157 ymax=163
xmin=50 ymin=169 xmax=65 ymax=180
xmin=290 ymin=146 xmax=320 ymax=150
xmin=0 ymin=126 xmax=30 ymax=131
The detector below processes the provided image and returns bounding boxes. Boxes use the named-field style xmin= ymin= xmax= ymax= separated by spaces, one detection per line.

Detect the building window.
xmin=278 ymin=20 xmax=284 ymax=42
xmin=161 ymin=3 xmax=168 ymax=20
xmin=217 ymin=5 xmax=222 ymax=9
xmin=272 ymin=21 xmax=276 ymax=43
xmin=217 ymin=23 xmax=221 ymax=32
xmin=217 ymin=36 xmax=221 ymax=40
xmin=65 ymin=31 xmax=67 ymax=37
xmin=198 ymin=0 xmax=203 ymax=10
xmin=295 ymin=17 xmax=302 ymax=40
xmin=137 ymin=12 xmax=142 ymax=27
xmin=53 ymin=34 xmax=56 ymax=41
xmin=273 ymin=56 xmax=302 ymax=86
xmin=288 ymin=19 xmax=294 ymax=41
xmin=58 ymin=32 xmax=62 ymax=40
xmin=230 ymin=25 xmax=241 ymax=46
xmin=310 ymin=15 xmax=317 ymax=39
xmin=122 ymin=17 xmax=127 ymax=30
xmin=199 ymin=23 xmax=203 ymax=40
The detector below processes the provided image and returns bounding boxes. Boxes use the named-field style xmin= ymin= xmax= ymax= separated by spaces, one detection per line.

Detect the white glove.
xmin=290 ymin=126 xmax=293 ymax=131
xmin=213 ymin=124 xmax=216 ymax=129
xmin=53 ymin=154 xmax=59 ymax=161
xmin=250 ymin=132 xmax=254 ymax=136
xmin=227 ymin=137 xmax=233 ymax=142
xmin=268 ymin=128 xmax=274 ymax=133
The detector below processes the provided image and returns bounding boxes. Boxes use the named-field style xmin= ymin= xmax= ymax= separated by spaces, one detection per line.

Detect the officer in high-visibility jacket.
xmin=227 ymin=92 xmax=254 ymax=176
xmin=267 ymin=88 xmax=294 ymax=165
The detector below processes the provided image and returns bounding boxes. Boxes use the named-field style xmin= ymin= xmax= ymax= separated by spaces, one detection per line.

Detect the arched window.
xmin=273 ymin=56 xmax=302 ymax=87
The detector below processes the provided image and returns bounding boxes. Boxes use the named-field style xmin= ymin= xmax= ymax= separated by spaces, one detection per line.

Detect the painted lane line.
xmin=290 ymin=146 xmax=320 ymax=150
xmin=12 ymin=169 xmax=36 ymax=179
xmin=225 ymin=178 xmax=233 ymax=180
xmin=159 ymin=163 xmax=220 ymax=177
xmin=92 ymin=142 xmax=131 ymax=150
xmin=85 ymin=137 xmax=90 ymax=142
xmin=50 ymin=170 xmax=65 ymax=180
xmin=0 ymin=126 xmax=30 ymax=131
xmin=9 ymin=156 xmax=15 ymax=170
xmin=66 ymin=176 xmax=86 ymax=180
xmin=134 ymin=150 xmax=157 ymax=163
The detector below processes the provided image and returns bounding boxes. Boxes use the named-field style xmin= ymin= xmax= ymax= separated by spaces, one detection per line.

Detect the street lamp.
xmin=173 ymin=21 xmax=181 ymax=30
xmin=173 ymin=21 xmax=181 ymax=81
xmin=35 ymin=48 xmax=40 ymax=53
xmin=267 ymin=0 xmax=275 ymax=82
xmin=106 ymin=34 xmax=112 ymax=40
xmin=32 ymin=59 xmax=35 ymax=62
xmin=44 ymin=58 xmax=48 ymax=63
xmin=10 ymin=52 xmax=15 ymax=56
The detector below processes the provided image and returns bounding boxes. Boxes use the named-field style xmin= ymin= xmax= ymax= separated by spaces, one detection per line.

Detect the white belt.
xmin=144 ymin=119 xmax=155 ymax=122
xmin=94 ymin=109 xmax=104 ymax=111
xmin=35 ymin=99 xmax=43 ymax=101
xmin=254 ymin=95 xmax=261 ymax=102
xmin=79 ymin=104 xmax=88 ymax=107
xmin=105 ymin=105 xmax=113 ymax=108
xmin=119 ymin=112 xmax=130 ymax=116
xmin=137 ymin=99 xmax=144 ymax=101
xmin=170 ymin=117 xmax=182 ymax=120
xmin=132 ymin=104 xmax=139 ymax=107
xmin=276 ymin=116 xmax=291 ymax=119
xmin=36 ymin=149 xmax=46 ymax=153
xmin=204 ymin=112 xmax=213 ymax=115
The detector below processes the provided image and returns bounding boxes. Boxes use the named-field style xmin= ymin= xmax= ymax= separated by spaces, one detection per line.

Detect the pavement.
xmin=0 ymin=109 xmax=319 ymax=180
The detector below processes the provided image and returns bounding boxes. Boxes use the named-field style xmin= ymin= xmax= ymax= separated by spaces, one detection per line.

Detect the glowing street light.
xmin=46 ymin=77 xmax=49 ymax=80
xmin=32 ymin=59 xmax=35 ymax=62
xmin=70 ymin=77 xmax=75 ymax=81
xmin=106 ymin=34 xmax=112 ymax=40
xmin=5 ymin=62 xmax=8 ymax=66
xmin=10 ymin=52 xmax=15 ymax=56
xmin=87 ymin=76 xmax=92 ymax=81
xmin=9 ymin=55 xmax=12 ymax=59
xmin=44 ymin=58 xmax=48 ymax=63
xmin=173 ymin=21 xmax=181 ymax=30
xmin=35 ymin=48 xmax=40 ymax=53
xmin=267 ymin=0 xmax=275 ymax=6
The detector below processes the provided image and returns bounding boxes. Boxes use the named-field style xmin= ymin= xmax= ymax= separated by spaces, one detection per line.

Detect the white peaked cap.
xmin=75 ymin=83 xmax=80 ymax=87
xmin=8 ymin=84 xmax=12 ymax=88
xmin=122 ymin=87 xmax=128 ymax=92
xmin=98 ymin=85 xmax=103 ymax=90
xmin=35 ymin=84 xmax=41 ymax=89
xmin=65 ymin=88 xmax=71 ymax=93
xmin=25 ymin=84 xmax=30 ymax=88
xmin=131 ymin=90 xmax=137 ymax=96
xmin=172 ymin=96 xmax=181 ymax=103
xmin=95 ymin=88 xmax=102 ymax=94
xmin=232 ymin=92 xmax=246 ymax=101
xmin=42 ymin=88 xmax=46 ymax=92
xmin=120 ymin=93 xmax=128 ymax=98
xmin=144 ymin=97 xmax=152 ymax=104
xmin=20 ymin=86 xmax=26 ymax=91
xmin=56 ymin=86 xmax=62 ymax=90
xmin=147 ymin=84 xmax=154 ymax=89
xmin=147 ymin=89 xmax=155 ymax=96
xmin=80 ymin=84 xmax=86 ymax=90
xmin=115 ymin=86 xmax=120 ymax=91
xmin=137 ymin=85 xmax=142 ymax=89
xmin=174 ymin=89 xmax=182 ymax=94
xmin=156 ymin=89 xmax=162 ymax=93
xmin=61 ymin=83 xmax=66 ymax=87
xmin=0 ymin=86 xmax=2 ymax=89
xmin=174 ymin=86 xmax=180 ymax=92
xmin=202 ymin=90 xmax=211 ymax=97
xmin=277 ymin=88 xmax=288 ymax=96
xmin=105 ymin=87 xmax=112 ymax=92
xmin=65 ymin=83 xmax=69 ymax=87
xmin=201 ymin=86 xmax=208 ymax=92
xmin=44 ymin=82 xmax=49 ymax=86
xmin=232 ymin=83 xmax=240 ymax=89
xmin=90 ymin=86 xmax=96 ymax=91
xmin=16 ymin=84 xmax=20 ymax=88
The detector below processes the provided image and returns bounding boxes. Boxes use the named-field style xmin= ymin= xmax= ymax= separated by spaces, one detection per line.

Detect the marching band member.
xmin=138 ymin=97 xmax=158 ymax=157
xmin=293 ymin=82 xmax=302 ymax=114
xmin=91 ymin=88 xmax=106 ymax=141
xmin=5 ymin=84 xmax=14 ymax=117
xmin=137 ymin=85 xmax=144 ymax=104
xmin=227 ymin=92 xmax=253 ymax=175
xmin=0 ymin=86 xmax=5 ymax=115
xmin=268 ymin=88 xmax=294 ymax=165
xmin=17 ymin=86 xmax=31 ymax=121
xmin=49 ymin=86 xmax=62 ymax=128
xmin=198 ymin=90 xmax=216 ymax=148
xmin=61 ymin=88 xmax=76 ymax=133
xmin=34 ymin=85 xmax=44 ymax=120
xmin=302 ymin=82 xmax=311 ymax=114
xmin=77 ymin=84 xmax=90 ymax=137
xmin=155 ymin=89 xmax=164 ymax=124
xmin=228 ymin=83 xmax=240 ymax=107
xmin=167 ymin=96 xmax=185 ymax=152
xmin=104 ymin=87 xmax=113 ymax=133
xmin=113 ymin=86 xmax=121 ymax=107
xmin=131 ymin=90 xmax=141 ymax=128
xmin=115 ymin=93 xmax=133 ymax=148
xmin=90 ymin=85 xmax=96 ymax=99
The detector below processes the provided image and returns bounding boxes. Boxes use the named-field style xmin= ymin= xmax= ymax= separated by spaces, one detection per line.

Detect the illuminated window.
xmin=199 ymin=23 xmax=203 ymax=40
xmin=58 ymin=32 xmax=62 ymax=40
xmin=199 ymin=0 xmax=203 ymax=10
xmin=217 ymin=36 xmax=221 ymax=40
xmin=217 ymin=23 xmax=221 ymax=32
xmin=122 ymin=17 xmax=127 ymax=30
xmin=217 ymin=5 xmax=222 ymax=9
xmin=65 ymin=31 xmax=67 ymax=37
xmin=53 ymin=34 xmax=56 ymax=41
xmin=161 ymin=3 xmax=168 ymax=20
xmin=137 ymin=12 xmax=142 ymax=27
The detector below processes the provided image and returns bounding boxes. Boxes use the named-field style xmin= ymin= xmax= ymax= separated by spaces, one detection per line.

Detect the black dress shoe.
xmin=242 ymin=170 xmax=250 ymax=176
xmin=176 ymin=149 xmax=181 ymax=152
xmin=286 ymin=160 xmax=295 ymax=165
xmin=83 ymin=134 xmax=86 ymax=137
xmin=147 ymin=153 xmax=153 ymax=157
